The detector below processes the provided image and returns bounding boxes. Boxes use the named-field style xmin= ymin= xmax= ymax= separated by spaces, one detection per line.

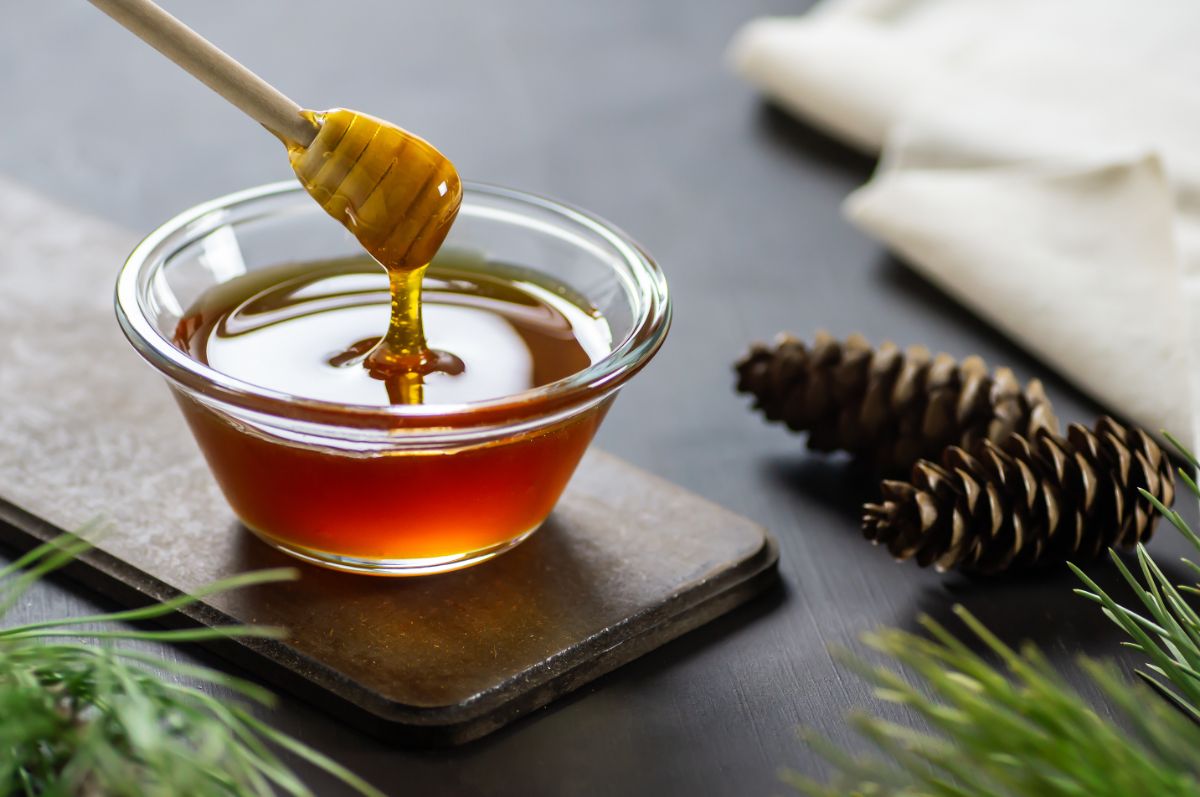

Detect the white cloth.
xmin=729 ymin=0 xmax=1200 ymax=444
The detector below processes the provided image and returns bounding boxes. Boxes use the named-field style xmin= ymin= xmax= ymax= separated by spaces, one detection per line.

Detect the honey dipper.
xmin=88 ymin=0 xmax=463 ymax=272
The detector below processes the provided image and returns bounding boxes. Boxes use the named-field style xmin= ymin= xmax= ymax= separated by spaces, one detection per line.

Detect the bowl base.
xmin=244 ymin=524 xmax=542 ymax=577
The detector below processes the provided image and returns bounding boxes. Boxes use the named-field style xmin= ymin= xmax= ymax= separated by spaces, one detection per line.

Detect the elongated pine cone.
xmin=862 ymin=416 xmax=1175 ymax=574
xmin=735 ymin=331 xmax=1059 ymax=475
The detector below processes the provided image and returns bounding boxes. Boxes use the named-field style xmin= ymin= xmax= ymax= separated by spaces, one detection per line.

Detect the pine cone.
xmin=735 ymin=331 xmax=1059 ymax=475
xmin=862 ymin=416 xmax=1175 ymax=574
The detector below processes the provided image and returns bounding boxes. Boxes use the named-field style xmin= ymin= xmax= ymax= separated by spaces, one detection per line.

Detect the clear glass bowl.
xmin=115 ymin=182 xmax=670 ymax=575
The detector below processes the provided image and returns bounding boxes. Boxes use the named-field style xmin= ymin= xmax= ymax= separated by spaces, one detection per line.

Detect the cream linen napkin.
xmin=729 ymin=0 xmax=1200 ymax=445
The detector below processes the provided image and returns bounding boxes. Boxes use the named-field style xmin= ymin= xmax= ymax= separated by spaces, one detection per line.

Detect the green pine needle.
xmin=794 ymin=435 xmax=1200 ymax=795
xmin=788 ymin=611 xmax=1200 ymax=796
xmin=0 ymin=532 xmax=384 ymax=797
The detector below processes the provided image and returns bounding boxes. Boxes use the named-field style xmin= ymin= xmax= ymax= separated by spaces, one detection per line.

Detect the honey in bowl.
xmin=116 ymin=182 xmax=670 ymax=576
xmin=171 ymin=255 xmax=614 ymax=567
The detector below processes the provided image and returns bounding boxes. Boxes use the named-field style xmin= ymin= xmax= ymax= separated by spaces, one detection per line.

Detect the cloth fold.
xmin=730 ymin=0 xmax=1200 ymax=444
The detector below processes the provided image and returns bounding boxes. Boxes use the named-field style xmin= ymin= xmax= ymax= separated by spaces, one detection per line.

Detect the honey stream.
xmin=287 ymin=108 xmax=463 ymax=403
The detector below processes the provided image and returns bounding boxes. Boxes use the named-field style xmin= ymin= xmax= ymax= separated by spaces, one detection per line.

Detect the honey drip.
xmin=287 ymin=108 xmax=463 ymax=403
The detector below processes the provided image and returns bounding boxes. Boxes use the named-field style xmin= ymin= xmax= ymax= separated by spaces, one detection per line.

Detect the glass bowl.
xmin=115 ymin=182 xmax=670 ymax=575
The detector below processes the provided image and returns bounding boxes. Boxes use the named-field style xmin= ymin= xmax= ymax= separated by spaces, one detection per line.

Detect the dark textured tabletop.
xmin=3 ymin=2 xmax=1193 ymax=795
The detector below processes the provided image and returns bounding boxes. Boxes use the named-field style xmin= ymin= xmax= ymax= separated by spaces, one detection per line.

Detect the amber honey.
xmin=172 ymin=255 xmax=613 ymax=570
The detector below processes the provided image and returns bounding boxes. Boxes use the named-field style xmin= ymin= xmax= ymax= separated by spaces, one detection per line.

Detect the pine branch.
xmin=789 ymin=609 xmax=1200 ymax=796
xmin=0 ymin=532 xmax=384 ymax=797
xmin=1069 ymin=435 xmax=1200 ymax=722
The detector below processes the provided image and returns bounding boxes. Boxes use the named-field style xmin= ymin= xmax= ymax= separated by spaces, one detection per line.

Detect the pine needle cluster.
xmin=794 ymin=435 xmax=1200 ymax=795
xmin=0 ymin=529 xmax=382 ymax=797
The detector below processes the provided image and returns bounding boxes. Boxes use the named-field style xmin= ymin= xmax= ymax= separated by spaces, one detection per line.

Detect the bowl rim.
xmin=114 ymin=180 xmax=670 ymax=430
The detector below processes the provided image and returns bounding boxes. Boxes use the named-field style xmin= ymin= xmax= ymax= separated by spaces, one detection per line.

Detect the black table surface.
xmin=3 ymin=2 xmax=1192 ymax=795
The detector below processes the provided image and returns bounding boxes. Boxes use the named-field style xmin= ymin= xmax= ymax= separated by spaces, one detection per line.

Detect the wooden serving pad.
xmin=0 ymin=178 xmax=777 ymax=744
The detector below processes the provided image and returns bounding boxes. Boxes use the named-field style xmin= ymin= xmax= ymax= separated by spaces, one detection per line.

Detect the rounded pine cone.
xmin=735 ymin=331 xmax=1059 ymax=475
xmin=862 ymin=416 xmax=1175 ymax=574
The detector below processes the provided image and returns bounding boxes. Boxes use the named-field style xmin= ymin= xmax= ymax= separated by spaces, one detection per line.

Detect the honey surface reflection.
xmin=175 ymin=256 xmax=610 ymax=406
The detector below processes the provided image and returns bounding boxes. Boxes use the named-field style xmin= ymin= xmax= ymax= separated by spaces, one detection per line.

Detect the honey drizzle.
xmin=380 ymin=268 xmax=428 ymax=405
xmin=365 ymin=268 xmax=465 ymax=404
xmin=287 ymin=108 xmax=463 ymax=404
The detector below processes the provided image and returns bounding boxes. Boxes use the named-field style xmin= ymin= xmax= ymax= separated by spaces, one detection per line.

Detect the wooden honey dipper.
xmin=88 ymin=0 xmax=462 ymax=271
xmin=89 ymin=0 xmax=464 ymax=402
